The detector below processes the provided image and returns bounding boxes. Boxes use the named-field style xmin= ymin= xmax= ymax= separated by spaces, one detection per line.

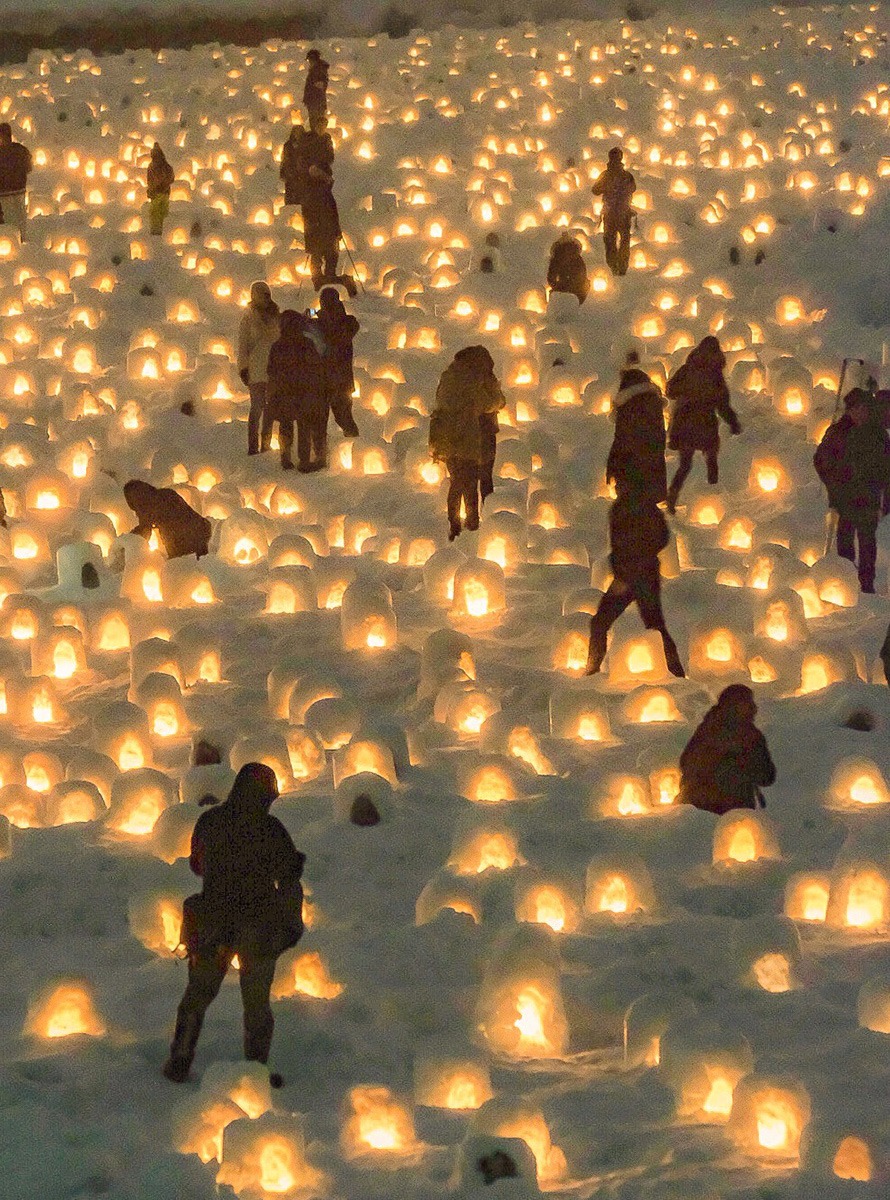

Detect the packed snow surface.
xmin=1 ymin=5 xmax=890 ymax=1199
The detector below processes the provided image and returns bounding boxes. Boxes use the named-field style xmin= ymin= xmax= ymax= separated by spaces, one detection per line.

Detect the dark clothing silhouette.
xmin=303 ymin=54 xmax=329 ymax=121
xmin=267 ymin=310 xmax=327 ymax=470
xmin=666 ymin=337 xmax=739 ymax=511
xmin=281 ymin=128 xmax=346 ymax=287
xmin=814 ymin=408 xmax=890 ymax=592
xmin=592 ymin=160 xmax=636 ymax=276
xmin=163 ymin=764 xmax=305 ymax=1081
xmin=881 ymin=623 xmax=890 ymax=686
xmin=318 ymin=287 xmax=360 ymax=437
xmin=587 ymin=493 xmax=683 ymax=677
xmin=679 ymin=687 xmax=776 ymax=815
xmin=124 ymin=480 xmax=210 ymax=559
xmin=547 ymin=236 xmax=589 ymax=303
xmin=146 ymin=149 xmax=174 ymax=198
xmin=607 ymin=367 xmax=667 ymax=503
xmin=0 ymin=137 xmax=32 ymax=194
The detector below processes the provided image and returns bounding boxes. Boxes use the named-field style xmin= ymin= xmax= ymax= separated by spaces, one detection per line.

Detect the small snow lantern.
xmin=660 ymin=1024 xmax=754 ymax=1122
xmin=514 ymin=876 xmax=580 ymax=934
xmin=826 ymin=861 xmax=890 ymax=931
xmin=435 ymin=679 xmax=501 ymax=738
xmin=272 ymin=948 xmax=344 ymax=1001
xmin=333 ymin=737 xmax=397 ymax=789
xmin=217 ymin=1113 xmax=325 ymax=1195
xmin=285 ymin=728 xmax=326 ymax=785
xmin=340 ymin=578 xmax=397 ymax=651
xmin=31 ymin=626 xmax=88 ymax=682
xmin=475 ymin=926 xmax=569 ymax=1059
xmin=416 ymin=872 xmax=482 ymax=925
xmin=106 ymin=767 xmax=176 ymax=836
xmin=623 ymin=687 xmax=683 ymax=725
xmin=449 ymin=819 xmax=526 ymax=876
xmin=230 ymin=734 xmax=293 ymax=793
xmin=478 ymin=513 xmax=527 ymax=573
xmin=607 ymin=629 xmax=674 ymax=688
xmin=623 ymin=991 xmax=699 ymax=1069
xmin=25 ymin=980 xmax=106 ymax=1039
xmin=727 ymin=1075 xmax=810 ymax=1163
xmin=452 ymin=560 xmax=506 ymax=620
xmin=418 ymin=629 xmax=476 ymax=700
xmin=263 ymin=566 xmax=316 ymax=615
xmin=93 ymin=701 xmax=153 ymax=771
xmin=218 ymin=513 xmax=270 ymax=566
xmin=128 ymin=890 xmax=187 ymax=956
xmin=596 ymin=774 xmax=654 ymax=818
xmin=472 ymin=1098 xmax=567 ymax=1184
xmin=689 ymin=626 xmax=747 ymax=677
xmin=828 ymin=758 xmax=889 ymax=809
xmin=712 ymin=810 xmax=781 ymax=866
xmin=857 ymin=974 xmax=890 ymax=1034
xmin=414 ymin=1056 xmax=493 ymax=1110
xmin=784 ymin=872 xmax=831 ymax=924
xmin=424 ymin=545 xmax=469 ymax=606
xmin=304 ymin=697 xmax=361 ymax=751
xmin=134 ymin=671 xmax=189 ymax=740
xmin=585 ymin=855 xmax=656 ymax=917
xmin=735 ymin=917 xmax=801 ymax=993
xmin=45 ymin=781 xmax=105 ymax=826
xmin=548 ymin=687 xmax=613 ymax=743
xmin=341 ymin=1085 xmax=419 ymax=1157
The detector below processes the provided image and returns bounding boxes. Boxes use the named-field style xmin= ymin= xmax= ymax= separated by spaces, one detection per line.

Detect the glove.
xmin=729 ymin=415 xmax=742 ymax=436
xmin=239 ymin=368 xmax=249 ymax=386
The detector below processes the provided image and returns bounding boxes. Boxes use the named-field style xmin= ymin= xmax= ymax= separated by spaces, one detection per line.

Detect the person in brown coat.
xmin=591 ymin=147 xmax=636 ymax=276
xmin=678 ymin=684 xmax=776 ymax=814
xmin=429 ymin=346 xmax=506 ymax=540
xmin=124 ymin=479 xmax=211 ymax=559
xmin=318 ymin=286 xmax=360 ymax=437
xmin=266 ymin=310 xmax=327 ymax=471
xmin=547 ymin=233 xmax=589 ymax=304
xmin=146 ymin=143 xmax=175 ymax=236
xmin=303 ymin=49 xmax=329 ymax=125
xmin=606 ymin=351 xmax=667 ymax=503
xmin=666 ymin=336 xmax=741 ymax=513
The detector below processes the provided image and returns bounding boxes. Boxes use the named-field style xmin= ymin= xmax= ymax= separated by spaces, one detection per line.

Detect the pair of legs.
xmin=667 ymin=447 xmax=719 ymax=512
xmin=247 ymin=382 xmax=273 ymax=455
xmin=0 ymin=191 xmax=27 ymax=242
xmin=164 ymin=946 xmax=277 ymax=1081
xmin=328 ymin=388 xmax=359 ymax=438
xmin=279 ymin=412 xmax=328 ymax=471
xmin=446 ymin=457 xmax=480 ymax=540
xmin=603 ymin=215 xmax=632 ymax=276
xmin=148 ymin=194 xmax=169 ymax=236
xmin=837 ymin=511 xmax=879 ymax=592
xmin=587 ymin=563 xmax=684 ymax=677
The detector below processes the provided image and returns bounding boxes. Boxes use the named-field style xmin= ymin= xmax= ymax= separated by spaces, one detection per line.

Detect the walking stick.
xmin=339 ymin=234 xmax=366 ymax=295
xmin=295 ymin=250 xmax=310 ymax=296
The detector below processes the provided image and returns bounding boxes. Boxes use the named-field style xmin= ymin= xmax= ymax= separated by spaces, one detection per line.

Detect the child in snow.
xmin=665 ymin=336 xmax=741 ymax=513
xmin=429 ymin=345 xmax=506 ymax=540
xmin=163 ymin=763 xmax=305 ymax=1082
xmin=124 ymin=479 xmax=211 ymax=560
xmin=678 ymin=684 xmax=776 ymax=814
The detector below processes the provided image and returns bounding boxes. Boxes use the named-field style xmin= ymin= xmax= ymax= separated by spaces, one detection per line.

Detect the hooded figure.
xmin=318 ymin=286 xmax=360 ymax=437
xmin=679 ymin=685 xmax=776 ymax=815
xmin=666 ymin=336 xmax=740 ymax=512
xmin=266 ymin=309 xmax=327 ymax=471
xmin=587 ymin=485 xmax=684 ymax=678
xmin=146 ymin=143 xmax=174 ymax=236
xmin=430 ymin=345 xmax=506 ymax=540
xmin=591 ymin=147 xmax=636 ymax=276
xmin=547 ymin=233 xmax=589 ymax=303
xmin=606 ymin=353 xmax=667 ymax=503
xmin=814 ymin=388 xmax=890 ymax=592
xmin=0 ymin=121 xmax=32 ymax=242
xmin=303 ymin=49 xmax=330 ymax=123
xmin=123 ymin=479 xmax=211 ymax=560
xmin=238 ymin=282 xmax=281 ymax=455
xmin=162 ymin=763 xmax=306 ymax=1082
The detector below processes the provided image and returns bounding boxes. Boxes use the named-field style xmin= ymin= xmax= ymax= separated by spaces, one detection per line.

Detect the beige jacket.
xmin=237 ymin=304 xmax=281 ymax=384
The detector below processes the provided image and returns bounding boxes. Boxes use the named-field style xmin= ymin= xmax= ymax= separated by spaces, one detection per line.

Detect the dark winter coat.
xmin=266 ymin=313 xmax=326 ymax=422
xmin=188 ymin=763 xmax=305 ymax=957
xmin=547 ymin=237 xmax=589 ymax=301
xmin=281 ymin=128 xmax=335 ymax=212
xmin=147 ymin=152 xmax=174 ymax=198
xmin=667 ymin=341 xmax=739 ymax=453
xmin=608 ymin=492 xmax=669 ymax=586
xmin=591 ymin=163 xmax=636 ymax=217
xmin=124 ymin=480 xmax=211 ymax=560
xmin=606 ymin=368 xmax=667 ymax=502
xmin=318 ymin=292 xmax=359 ymax=398
xmin=303 ymin=57 xmax=329 ymax=108
xmin=814 ymin=413 xmax=890 ymax=517
xmin=0 ymin=140 xmax=32 ymax=195
xmin=679 ymin=703 xmax=776 ymax=815
xmin=430 ymin=350 xmax=506 ymax=464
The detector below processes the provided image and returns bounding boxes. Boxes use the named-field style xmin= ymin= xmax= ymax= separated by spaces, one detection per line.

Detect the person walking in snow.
xmin=814 ymin=387 xmax=890 ymax=593
xmin=317 ymin=286 xmax=360 ymax=438
xmin=547 ymin=232 xmax=590 ymax=304
xmin=606 ymin=350 xmax=667 ymax=503
xmin=0 ymin=122 xmax=32 ymax=243
xmin=238 ymin=281 xmax=281 ymax=455
xmin=163 ymin=763 xmax=305 ymax=1083
xmin=266 ymin=309 xmax=327 ymax=471
xmin=591 ymin=147 xmax=635 ymax=276
xmin=586 ymin=483 xmax=684 ymax=678
xmin=284 ymin=113 xmax=357 ymax=296
xmin=429 ymin=345 xmax=506 ymax=541
xmin=678 ymin=684 xmax=776 ymax=815
xmin=303 ymin=49 xmax=330 ymax=126
xmin=124 ymin=479 xmax=211 ymax=560
xmin=146 ymin=142 xmax=174 ymax=237
xmin=665 ymin=336 xmax=741 ymax=514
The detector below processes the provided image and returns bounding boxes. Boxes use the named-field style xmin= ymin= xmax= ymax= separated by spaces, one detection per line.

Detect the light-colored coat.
xmin=237 ymin=304 xmax=281 ymax=384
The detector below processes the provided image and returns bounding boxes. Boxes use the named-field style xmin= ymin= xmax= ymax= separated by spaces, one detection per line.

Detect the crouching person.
xmin=678 ymin=684 xmax=776 ymax=814
xmin=124 ymin=479 xmax=211 ymax=559
xmin=163 ymin=763 xmax=306 ymax=1082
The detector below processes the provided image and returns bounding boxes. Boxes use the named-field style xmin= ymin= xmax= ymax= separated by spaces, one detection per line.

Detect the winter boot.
xmin=162 ymin=1011 xmax=203 ymax=1082
xmin=662 ymin=636 xmax=686 ymax=679
xmin=586 ymin=625 xmax=607 ymax=675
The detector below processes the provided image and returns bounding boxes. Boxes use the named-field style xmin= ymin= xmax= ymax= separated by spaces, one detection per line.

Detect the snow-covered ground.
xmin=1 ymin=5 xmax=890 ymax=1199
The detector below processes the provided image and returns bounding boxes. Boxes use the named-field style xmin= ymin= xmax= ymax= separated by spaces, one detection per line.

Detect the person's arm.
xmin=591 ymin=173 xmax=605 ymax=196
xmin=189 ymin=821 xmax=206 ymax=876
xmin=24 ymin=146 xmax=33 ymax=176
xmin=749 ymin=732 xmax=777 ymax=789
xmin=547 ymin=256 xmax=559 ymax=286
xmin=273 ymin=822 xmax=306 ymax=905
xmin=237 ymin=313 xmax=252 ymax=381
xmin=715 ymin=380 xmax=741 ymax=433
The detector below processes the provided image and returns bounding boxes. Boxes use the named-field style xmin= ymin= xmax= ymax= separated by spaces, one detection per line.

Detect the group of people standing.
xmin=237 ymin=280 xmax=359 ymax=469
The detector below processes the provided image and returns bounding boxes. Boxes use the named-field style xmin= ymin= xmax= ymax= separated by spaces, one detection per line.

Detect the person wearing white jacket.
xmin=238 ymin=282 xmax=281 ymax=455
